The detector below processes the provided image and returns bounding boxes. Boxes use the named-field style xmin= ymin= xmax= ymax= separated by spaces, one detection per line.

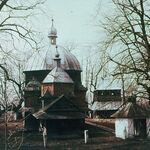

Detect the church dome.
xmin=25 ymin=19 xmax=81 ymax=71
xmin=48 ymin=26 xmax=57 ymax=37
xmin=25 ymin=45 xmax=81 ymax=71
xmin=48 ymin=19 xmax=57 ymax=37
xmin=43 ymin=45 xmax=81 ymax=71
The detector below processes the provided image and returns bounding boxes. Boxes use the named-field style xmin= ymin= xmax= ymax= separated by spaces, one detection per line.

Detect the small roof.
xmin=42 ymin=95 xmax=80 ymax=112
xmin=33 ymin=111 xmax=85 ymax=119
xmin=43 ymin=66 xmax=74 ymax=84
xmin=111 ymin=102 xmax=150 ymax=118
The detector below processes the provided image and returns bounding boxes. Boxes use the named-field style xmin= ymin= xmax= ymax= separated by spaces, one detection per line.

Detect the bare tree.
xmin=63 ymin=42 xmax=78 ymax=52
xmin=82 ymin=45 xmax=109 ymax=104
xmin=100 ymin=0 xmax=150 ymax=101
xmin=0 ymin=0 xmax=45 ymax=96
xmin=0 ymin=1 xmax=46 ymax=149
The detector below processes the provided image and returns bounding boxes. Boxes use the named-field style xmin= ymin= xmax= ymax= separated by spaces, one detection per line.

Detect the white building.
xmin=111 ymin=101 xmax=150 ymax=139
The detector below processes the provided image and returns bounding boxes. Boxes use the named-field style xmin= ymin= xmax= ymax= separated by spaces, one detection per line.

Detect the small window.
xmin=111 ymin=92 xmax=114 ymax=95
xmin=51 ymin=39 xmax=54 ymax=44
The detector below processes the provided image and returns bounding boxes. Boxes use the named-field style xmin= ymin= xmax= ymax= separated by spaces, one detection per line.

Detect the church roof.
xmin=33 ymin=95 xmax=85 ymax=119
xmin=43 ymin=65 xmax=74 ymax=84
xmin=25 ymin=45 xmax=81 ymax=71
xmin=111 ymin=102 xmax=150 ymax=118
xmin=43 ymin=45 xmax=81 ymax=71
xmin=33 ymin=111 xmax=85 ymax=119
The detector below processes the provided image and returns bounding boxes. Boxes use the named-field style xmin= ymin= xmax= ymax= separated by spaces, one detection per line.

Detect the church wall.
xmin=66 ymin=70 xmax=81 ymax=88
xmin=75 ymin=90 xmax=86 ymax=101
xmin=46 ymin=119 xmax=85 ymax=134
xmin=24 ymin=112 xmax=40 ymax=131
xmin=54 ymin=83 xmax=74 ymax=96
xmin=115 ymin=118 xmax=134 ymax=139
xmin=74 ymin=90 xmax=87 ymax=108
xmin=41 ymin=83 xmax=74 ymax=96
xmin=24 ymin=91 xmax=41 ymax=111
xmin=41 ymin=84 xmax=54 ymax=96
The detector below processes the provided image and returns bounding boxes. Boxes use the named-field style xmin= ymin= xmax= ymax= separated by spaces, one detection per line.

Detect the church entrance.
xmin=134 ymin=119 xmax=147 ymax=137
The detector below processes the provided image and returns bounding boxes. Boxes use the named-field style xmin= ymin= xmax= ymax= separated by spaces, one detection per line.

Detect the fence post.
xmin=84 ymin=130 xmax=88 ymax=144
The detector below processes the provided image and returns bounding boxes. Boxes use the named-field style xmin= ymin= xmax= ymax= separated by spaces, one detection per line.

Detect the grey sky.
xmin=32 ymin=0 xmax=113 ymax=47
xmin=30 ymin=0 xmax=117 ymax=87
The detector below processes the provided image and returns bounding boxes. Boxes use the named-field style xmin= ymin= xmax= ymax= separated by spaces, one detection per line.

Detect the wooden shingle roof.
xmin=111 ymin=102 xmax=150 ymax=118
xmin=33 ymin=95 xmax=85 ymax=119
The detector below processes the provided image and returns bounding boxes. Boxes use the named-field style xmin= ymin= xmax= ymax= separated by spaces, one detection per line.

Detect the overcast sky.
xmin=28 ymin=0 xmax=115 ymax=70
xmin=30 ymin=0 xmax=117 ymax=88
xmin=23 ymin=0 xmax=118 ymax=88
xmin=31 ymin=0 xmax=114 ymax=47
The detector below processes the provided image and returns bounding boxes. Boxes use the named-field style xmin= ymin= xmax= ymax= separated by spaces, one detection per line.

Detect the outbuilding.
xmin=111 ymin=100 xmax=150 ymax=139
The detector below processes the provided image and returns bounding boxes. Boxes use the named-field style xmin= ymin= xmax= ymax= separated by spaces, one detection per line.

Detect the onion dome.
xmin=48 ymin=19 xmax=57 ymax=38
xmin=48 ymin=19 xmax=57 ymax=45
xmin=24 ymin=78 xmax=41 ymax=91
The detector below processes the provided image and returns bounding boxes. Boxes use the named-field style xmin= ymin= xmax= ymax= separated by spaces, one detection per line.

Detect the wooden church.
xmin=23 ymin=19 xmax=88 ymax=135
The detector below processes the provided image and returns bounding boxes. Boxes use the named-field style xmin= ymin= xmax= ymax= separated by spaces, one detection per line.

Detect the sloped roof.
xmin=138 ymin=100 xmax=150 ymax=113
xmin=111 ymin=102 xmax=150 ymax=118
xmin=33 ymin=111 xmax=85 ymax=119
xmin=44 ymin=45 xmax=82 ymax=71
xmin=43 ymin=66 xmax=74 ymax=84
xmin=33 ymin=95 xmax=85 ymax=119
xmin=25 ymin=45 xmax=81 ymax=71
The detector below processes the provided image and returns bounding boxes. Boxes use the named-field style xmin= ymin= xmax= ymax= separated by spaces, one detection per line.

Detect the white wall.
xmin=115 ymin=118 xmax=134 ymax=139
xmin=115 ymin=119 xmax=128 ymax=139
xmin=146 ymin=118 xmax=150 ymax=138
xmin=127 ymin=119 xmax=134 ymax=138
